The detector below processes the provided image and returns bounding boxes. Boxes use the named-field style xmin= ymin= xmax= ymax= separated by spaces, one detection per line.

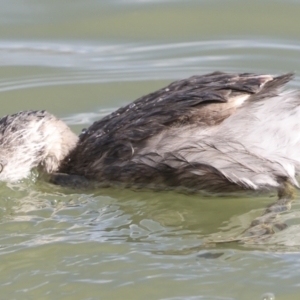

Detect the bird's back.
xmin=58 ymin=72 xmax=295 ymax=193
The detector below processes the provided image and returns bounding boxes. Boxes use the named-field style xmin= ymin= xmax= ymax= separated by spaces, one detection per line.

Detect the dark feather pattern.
xmin=57 ymin=72 xmax=294 ymax=192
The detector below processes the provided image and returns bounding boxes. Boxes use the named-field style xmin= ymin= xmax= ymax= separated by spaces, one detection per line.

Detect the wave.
xmin=0 ymin=38 xmax=299 ymax=93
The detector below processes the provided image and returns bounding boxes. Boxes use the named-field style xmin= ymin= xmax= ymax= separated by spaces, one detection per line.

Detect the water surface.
xmin=1 ymin=0 xmax=300 ymax=299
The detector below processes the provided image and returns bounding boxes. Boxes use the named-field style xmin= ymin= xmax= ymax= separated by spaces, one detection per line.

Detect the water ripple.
xmin=0 ymin=39 xmax=300 ymax=93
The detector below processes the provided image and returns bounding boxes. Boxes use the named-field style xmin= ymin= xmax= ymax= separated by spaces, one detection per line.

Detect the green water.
xmin=1 ymin=0 xmax=300 ymax=299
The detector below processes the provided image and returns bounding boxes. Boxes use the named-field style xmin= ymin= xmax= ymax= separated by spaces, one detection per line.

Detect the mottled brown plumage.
xmin=56 ymin=71 xmax=295 ymax=193
xmin=0 ymin=71 xmax=297 ymax=196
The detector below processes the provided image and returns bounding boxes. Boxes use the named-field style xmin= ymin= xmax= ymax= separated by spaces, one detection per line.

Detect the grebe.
xmin=1 ymin=72 xmax=298 ymax=196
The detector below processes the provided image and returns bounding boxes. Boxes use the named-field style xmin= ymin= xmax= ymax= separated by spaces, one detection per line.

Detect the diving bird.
xmin=0 ymin=72 xmax=298 ymax=197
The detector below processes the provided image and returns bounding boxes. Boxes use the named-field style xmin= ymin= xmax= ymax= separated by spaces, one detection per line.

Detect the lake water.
xmin=1 ymin=0 xmax=300 ymax=299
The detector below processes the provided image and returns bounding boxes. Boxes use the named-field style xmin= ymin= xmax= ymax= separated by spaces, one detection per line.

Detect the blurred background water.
xmin=1 ymin=0 xmax=300 ymax=299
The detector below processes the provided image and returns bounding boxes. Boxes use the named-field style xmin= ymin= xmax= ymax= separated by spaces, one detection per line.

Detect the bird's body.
xmin=58 ymin=72 xmax=298 ymax=193
xmin=0 ymin=72 xmax=298 ymax=195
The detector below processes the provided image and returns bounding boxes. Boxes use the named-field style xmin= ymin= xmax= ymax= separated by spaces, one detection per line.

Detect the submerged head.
xmin=0 ymin=110 xmax=78 ymax=182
